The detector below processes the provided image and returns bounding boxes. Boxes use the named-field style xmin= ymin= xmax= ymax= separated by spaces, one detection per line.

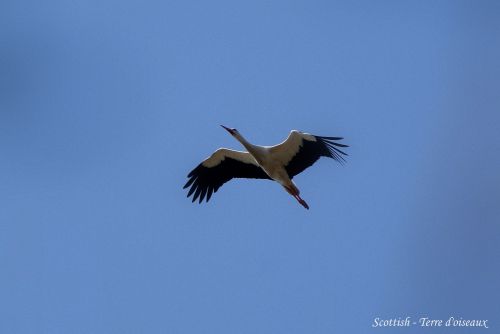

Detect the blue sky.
xmin=1 ymin=1 xmax=500 ymax=333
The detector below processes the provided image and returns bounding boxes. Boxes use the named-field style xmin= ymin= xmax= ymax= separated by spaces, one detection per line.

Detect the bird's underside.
xmin=183 ymin=129 xmax=348 ymax=209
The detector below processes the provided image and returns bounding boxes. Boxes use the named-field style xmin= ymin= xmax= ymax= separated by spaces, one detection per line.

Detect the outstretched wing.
xmin=268 ymin=130 xmax=348 ymax=179
xmin=184 ymin=149 xmax=271 ymax=203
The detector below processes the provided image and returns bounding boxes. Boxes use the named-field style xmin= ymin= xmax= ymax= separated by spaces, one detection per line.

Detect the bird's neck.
xmin=235 ymin=134 xmax=262 ymax=159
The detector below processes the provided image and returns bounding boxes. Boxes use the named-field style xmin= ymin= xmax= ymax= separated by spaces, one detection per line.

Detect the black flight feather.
xmin=184 ymin=157 xmax=271 ymax=203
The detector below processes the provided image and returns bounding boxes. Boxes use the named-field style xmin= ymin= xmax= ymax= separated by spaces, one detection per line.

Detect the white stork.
xmin=184 ymin=125 xmax=348 ymax=209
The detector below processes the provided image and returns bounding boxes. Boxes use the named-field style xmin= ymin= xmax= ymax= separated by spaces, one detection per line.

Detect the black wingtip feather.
xmin=206 ymin=187 xmax=214 ymax=202
xmin=187 ymin=180 xmax=198 ymax=197
xmin=199 ymin=187 xmax=207 ymax=203
xmin=317 ymin=136 xmax=349 ymax=164
xmin=320 ymin=136 xmax=343 ymax=140
xmin=187 ymin=165 xmax=201 ymax=178
xmin=183 ymin=176 xmax=196 ymax=189
xmin=193 ymin=186 xmax=203 ymax=202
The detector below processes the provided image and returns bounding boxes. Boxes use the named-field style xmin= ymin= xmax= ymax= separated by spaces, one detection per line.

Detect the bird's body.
xmin=184 ymin=126 xmax=348 ymax=209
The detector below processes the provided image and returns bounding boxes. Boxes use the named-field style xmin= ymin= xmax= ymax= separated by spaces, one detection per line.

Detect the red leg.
xmin=284 ymin=185 xmax=309 ymax=210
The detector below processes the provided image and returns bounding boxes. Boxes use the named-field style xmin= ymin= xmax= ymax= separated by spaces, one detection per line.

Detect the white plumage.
xmin=184 ymin=126 xmax=348 ymax=209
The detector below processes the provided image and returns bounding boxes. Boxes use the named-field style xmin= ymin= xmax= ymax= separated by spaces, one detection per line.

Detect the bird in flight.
xmin=183 ymin=125 xmax=348 ymax=209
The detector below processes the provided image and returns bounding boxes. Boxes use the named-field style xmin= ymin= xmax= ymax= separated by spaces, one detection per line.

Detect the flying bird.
xmin=183 ymin=126 xmax=348 ymax=209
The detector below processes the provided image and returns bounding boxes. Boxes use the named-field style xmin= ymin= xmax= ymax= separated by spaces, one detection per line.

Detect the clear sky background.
xmin=1 ymin=1 xmax=500 ymax=333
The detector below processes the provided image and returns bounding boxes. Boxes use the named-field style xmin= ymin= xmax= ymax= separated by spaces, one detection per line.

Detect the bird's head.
xmin=220 ymin=125 xmax=239 ymax=136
